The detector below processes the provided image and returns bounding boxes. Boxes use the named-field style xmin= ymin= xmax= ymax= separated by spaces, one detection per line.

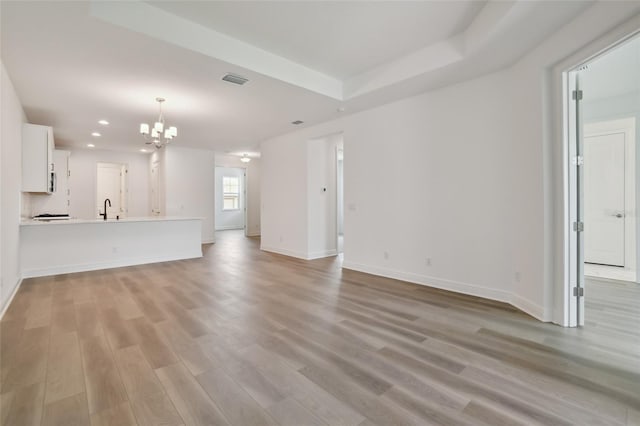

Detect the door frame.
xmin=562 ymin=32 xmax=640 ymax=327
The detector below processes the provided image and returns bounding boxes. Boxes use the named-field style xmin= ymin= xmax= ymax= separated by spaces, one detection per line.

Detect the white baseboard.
xmin=261 ymin=246 xmax=309 ymax=260
xmin=342 ymin=260 xmax=547 ymax=322
xmin=246 ymin=232 xmax=261 ymax=237
xmin=21 ymin=251 xmax=203 ymax=279
xmin=510 ymin=293 xmax=549 ymax=322
xmin=308 ymin=249 xmax=338 ymax=260
xmin=215 ymin=225 xmax=244 ymax=231
xmin=0 ymin=277 xmax=23 ymax=320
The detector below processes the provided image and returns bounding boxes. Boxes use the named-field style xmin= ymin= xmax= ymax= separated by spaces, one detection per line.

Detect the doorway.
xmin=566 ymin=34 xmax=640 ymax=326
xmin=215 ymin=166 xmax=246 ymax=232
xmin=96 ymin=162 xmax=128 ymax=219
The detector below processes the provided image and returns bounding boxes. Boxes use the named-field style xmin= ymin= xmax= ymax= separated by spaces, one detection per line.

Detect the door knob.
xmin=613 ymin=213 xmax=624 ymax=218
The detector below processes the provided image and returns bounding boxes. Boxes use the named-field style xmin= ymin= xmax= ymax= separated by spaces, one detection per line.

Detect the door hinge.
xmin=573 ymin=287 xmax=584 ymax=297
xmin=573 ymin=221 xmax=584 ymax=232
xmin=572 ymin=90 xmax=583 ymax=101
xmin=571 ymin=156 xmax=584 ymax=166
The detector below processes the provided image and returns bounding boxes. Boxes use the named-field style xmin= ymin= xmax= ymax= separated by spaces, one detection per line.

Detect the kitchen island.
xmin=20 ymin=216 xmax=203 ymax=278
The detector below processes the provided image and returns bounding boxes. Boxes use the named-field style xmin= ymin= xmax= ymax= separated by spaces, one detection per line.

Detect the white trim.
xmin=308 ymin=249 xmax=337 ymax=260
xmin=510 ymin=293 xmax=549 ymax=322
xmin=21 ymin=251 xmax=202 ymax=278
xmin=260 ymin=245 xmax=310 ymax=260
xmin=215 ymin=225 xmax=244 ymax=231
xmin=246 ymin=232 xmax=261 ymax=237
xmin=342 ymin=261 xmax=548 ymax=322
xmin=202 ymin=238 xmax=215 ymax=244
xmin=0 ymin=278 xmax=23 ymax=320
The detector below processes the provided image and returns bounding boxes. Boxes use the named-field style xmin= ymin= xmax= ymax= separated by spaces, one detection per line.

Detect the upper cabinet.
xmin=22 ymin=123 xmax=55 ymax=193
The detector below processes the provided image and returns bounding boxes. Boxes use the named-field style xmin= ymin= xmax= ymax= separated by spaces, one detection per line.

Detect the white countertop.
xmin=21 ymin=216 xmax=203 ymax=226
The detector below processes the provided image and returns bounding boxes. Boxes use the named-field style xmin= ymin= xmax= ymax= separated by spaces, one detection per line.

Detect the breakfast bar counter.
xmin=20 ymin=216 xmax=203 ymax=278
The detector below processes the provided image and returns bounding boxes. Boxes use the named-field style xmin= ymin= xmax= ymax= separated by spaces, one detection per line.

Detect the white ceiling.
xmin=1 ymin=1 xmax=596 ymax=154
xmin=148 ymin=1 xmax=486 ymax=79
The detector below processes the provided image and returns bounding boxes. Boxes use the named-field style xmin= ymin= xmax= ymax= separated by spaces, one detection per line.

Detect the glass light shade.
xmin=169 ymin=126 xmax=177 ymax=137
xmin=139 ymin=123 xmax=149 ymax=135
xmin=154 ymin=121 xmax=164 ymax=132
xmin=164 ymin=130 xmax=173 ymax=139
xmin=240 ymin=156 xmax=251 ymax=163
xmin=151 ymin=128 xmax=159 ymax=138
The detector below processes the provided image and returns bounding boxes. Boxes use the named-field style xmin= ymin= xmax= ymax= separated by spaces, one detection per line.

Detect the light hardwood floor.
xmin=1 ymin=230 xmax=639 ymax=425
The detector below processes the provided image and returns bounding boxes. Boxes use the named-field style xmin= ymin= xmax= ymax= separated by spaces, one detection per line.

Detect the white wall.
xmin=215 ymin=166 xmax=244 ymax=231
xmin=261 ymin=137 xmax=309 ymax=257
xmin=215 ymin=155 xmax=261 ymax=236
xmin=66 ymin=148 xmax=150 ymax=219
xmin=259 ymin=4 xmax=640 ymax=324
xmin=164 ymin=146 xmax=215 ymax=243
xmin=1 ymin=62 xmax=26 ymax=315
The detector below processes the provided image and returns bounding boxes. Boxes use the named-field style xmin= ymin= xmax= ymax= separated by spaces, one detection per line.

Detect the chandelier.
xmin=139 ymin=97 xmax=177 ymax=149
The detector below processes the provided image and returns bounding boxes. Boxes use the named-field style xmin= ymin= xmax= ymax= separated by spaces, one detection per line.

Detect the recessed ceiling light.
xmin=91 ymin=132 xmax=101 ymax=137
xmin=87 ymin=143 xmax=95 ymax=148
xmin=291 ymin=120 xmax=304 ymax=125
xmin=337 ymin=106 xmax=346 ymax=113
xmin=98 ymin=120 xmax=109 ymax=125
xmin=140 ymin=148 xmax=148 ymax=153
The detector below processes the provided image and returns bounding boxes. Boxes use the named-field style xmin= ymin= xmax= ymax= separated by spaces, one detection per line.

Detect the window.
xmin=223 ymin=176 xmax=240 ymax=210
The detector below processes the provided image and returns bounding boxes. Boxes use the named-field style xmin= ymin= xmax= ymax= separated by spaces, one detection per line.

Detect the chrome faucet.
xmin=100 ymin=198 xmax=111 ymax=221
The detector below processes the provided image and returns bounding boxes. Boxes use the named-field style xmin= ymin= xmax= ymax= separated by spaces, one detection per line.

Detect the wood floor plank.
xmin=114 ymin=345 xmax=164 ymax=399
xmin=267 ymin=397 xmax=327 ymax=426
xmin=80 ymin=333 xmax=128 ymax=414
xmin=155 ymin=362 xmax=229 ymax=426
xmin=2 ymin=326 xmax=50 ymax=392
xmin=128 ymin=317 xmax=179 ymax=369
xmin=156 ymin=320 xmax=218 ymax=376
xmin=2 ymin=381 xmax=45 ymax=426
xmin=75 ymin=301 xmax=103 ymax=340
xmin=129 ymin=391 xmax=184 ymax=426
xmin=42 ymin=392 xmax=90 ymax=426
xmin=90 ymin=401 xmax=138 ymax=426
xmin=238 ymin=343 xmax=365 ymax=426
xmin=45 ymin=331 xmax=85 ymax=404
xmin=196 ymin=368 xmax=278 ymax=426
xmin=299 ymin=363 xmax=424 ymax=426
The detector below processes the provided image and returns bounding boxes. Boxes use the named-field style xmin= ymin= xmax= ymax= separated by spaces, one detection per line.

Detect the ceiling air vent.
xmin=222 ymin=73 xmax=249 ymax=85
xmin=291 ymin=120 xmax=304 ymax=125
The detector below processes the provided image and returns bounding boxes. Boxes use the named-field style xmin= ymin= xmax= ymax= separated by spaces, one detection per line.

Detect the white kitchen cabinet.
xmin=30 ymin=150 xmax=70 ymax=216
xmin=22 ymin=123 xmax=55 ymax=193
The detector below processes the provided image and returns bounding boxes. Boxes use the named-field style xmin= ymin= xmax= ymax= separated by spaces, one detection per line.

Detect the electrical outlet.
xmin=383 ymin=251 xmax=389 ymax=260
xmin=112 ymin=247 xmax=118 ymax=254
xmin=425 ymin=258 xmax=432 ymax=266
xmin=515 ymin=271 xmax=521 ymax=282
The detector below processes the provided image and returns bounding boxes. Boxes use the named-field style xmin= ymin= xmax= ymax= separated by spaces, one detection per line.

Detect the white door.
xmin=97 ymin=163 xmax=125 ymax=219
xmin=584 ymin=132 xmax=625 ymax=266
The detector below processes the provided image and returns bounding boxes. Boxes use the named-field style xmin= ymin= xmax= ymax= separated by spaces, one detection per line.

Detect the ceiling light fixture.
xmin=139 ymin=97 xmax=177 ymax=149
xmin=91 ymin=132 xmax=101 ymax=137
xmin=140 ymin=148 xmax=148 ymax=153
xmin=240 ymin=153 xmax=251 ymax=163
xmin=98 ymin=120 xmax=109 ymax=125
xmin=87 ymin=143 xmax=95 ymax=148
